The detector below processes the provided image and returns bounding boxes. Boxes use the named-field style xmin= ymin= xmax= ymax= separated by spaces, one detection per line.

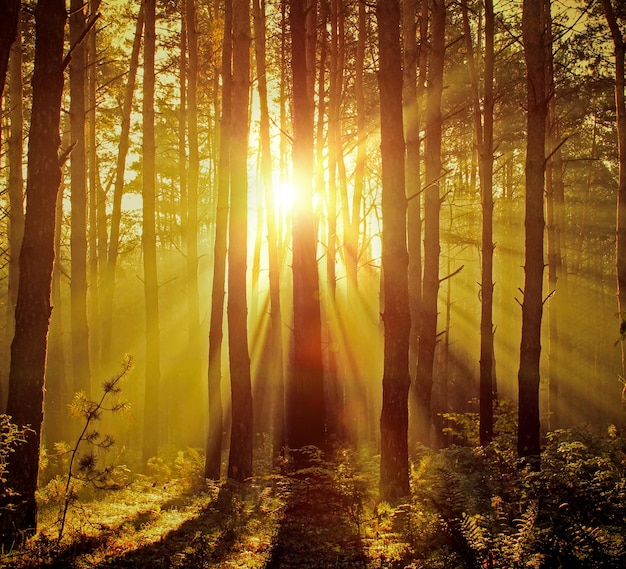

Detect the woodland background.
xmin=0 ymin=0 xmax=626 ymax=565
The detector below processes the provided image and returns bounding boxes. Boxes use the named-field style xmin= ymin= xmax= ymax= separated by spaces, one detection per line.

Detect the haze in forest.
xmin=0 ymin=0 xmax=626 ymax=563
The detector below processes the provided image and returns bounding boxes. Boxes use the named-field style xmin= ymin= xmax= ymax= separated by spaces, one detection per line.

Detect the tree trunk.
xmin=253 ymin=0 xmax=285 ymax=456
xmin=184 ymin=0 xmax=202 ymax=449
xmin=415 ymin=0 xmax=445 ymax=447
xmin=101 ymin=5 xmax=144 ymax=368
xmin=0 ymin=0 xmax=66 ymax=545
xmin=377 ymin=0 xmax=410 ymax=501
xmin=287 ymin=0 xmax=326 ymax=453
xmin=601 ymin=0 xmax=626 ymax=432
xmin=461 ymin=0 xmax=495 ymax=445
xmin=205 ymin=0 xmax=232 ymax=480
xmin=402 ymin=0 xmax=422 ymax=444
xmin=0 ymin=0 xmax=19 ymax=99
xmin=518 ymin=0 xmax=547 ymax=460
xmin=2 ymin=15 xmax=24 ymax=410
xmin=227 ymin=0 xmax=253 ymax=481
xmin=87 ymin=0 xmax=101 ymax=375
xmin=347 ymin=0 xmax=366 ymax=295
xmin=70 ymin=0 xmax=92 ymax=397
xmin=185 ymin=0 xmax=201 ymax=355
xmin=142 ymin=0 xmax=161 ymax=463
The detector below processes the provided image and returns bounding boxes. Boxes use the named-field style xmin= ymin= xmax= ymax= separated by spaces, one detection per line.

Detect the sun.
xmin=272 ymin=179 xmax=295 ymax=214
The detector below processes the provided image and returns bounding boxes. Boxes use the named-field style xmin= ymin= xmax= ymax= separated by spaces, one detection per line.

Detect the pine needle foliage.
xmin=54 ymin=356 xmax=133 ymax=543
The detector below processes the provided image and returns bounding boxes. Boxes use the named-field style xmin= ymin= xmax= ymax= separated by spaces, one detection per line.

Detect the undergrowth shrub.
xmin=406 ymin=420 xmax=626 ymax=568
xmin=0 ymin=415 xmax=29 ymax=509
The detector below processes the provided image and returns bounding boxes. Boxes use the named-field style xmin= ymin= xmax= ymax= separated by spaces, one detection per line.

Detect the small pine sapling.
xmin=56 ymin=356 xmax=133 ymax=543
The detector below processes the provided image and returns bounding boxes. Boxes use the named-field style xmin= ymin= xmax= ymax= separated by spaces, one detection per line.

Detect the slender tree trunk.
xmin=377 ymin=0 xmax=410 ymax=501
xmin=518 ymin=0 xmax=547 ymax=459
xmin=101 ymin=5 xmax=143 ymax=367
xmin=402 ymin=0 xmax=422 ymax=442
xmin=142 ymin=0 xmax=161 ymax=463
xmin=415 ymin=0 xmax=445 ymax=446
xmin=287 ymin=0 xmax=326 ymax=453
xmin=179 ymin=8 xmax=187 ymax=252
xmin=601 ymin=0 xmax=626 ymax=431
xmin=0 ymin=0 xmax=66 ymax=545
xmin=205 ymin=0 xmax=232 ymax=479
xmin=0 ymin=0 xmax=19 ymax=99
xmin=186 ymin=0 xmax=201 ymax=353
xmin=461 ymin=0 xmax=495 ymax=445
xmin=185 ymin=0 xmax=202 ymax=448
xmin=253 ymin=0 xmax=285 ymax=456
xmin=544 ymin=0 xmax=566 ymax=431
xmin=45 ymin=181 xmax=68 ymax=447
xmin=70 ymin=0 xmax=91 ymax=397
xmin=227 ymin=0 xmax=253 ymax=481
xmin=326 ymin=0 xmax=342 ymax=439
xmin=88 ymin=0 xmax=103 ymax=375
xmin=347 ymin=0 xmax=366 ymax=295
xmin=2 ymin=16 xmax=24 ymax=411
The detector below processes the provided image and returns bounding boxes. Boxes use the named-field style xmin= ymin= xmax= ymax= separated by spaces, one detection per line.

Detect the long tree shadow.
xmin=264 ymin=451 xmax=368 ymax=569
xmin=86 ymin=481 xmax=270 ymax=568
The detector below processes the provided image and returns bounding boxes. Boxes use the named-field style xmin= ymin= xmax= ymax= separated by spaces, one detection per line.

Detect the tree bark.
xmin=101 ymin=5 xmax=144 ymax=367
xmin=402 ymin=0 xmax=422 ymax=443
xmin=0 ymin=0 xmax=66 ymax=545
xmin=253 ymin=0 xmax=285 ymax=456
xmin=227 ymin=0 xmax=253 ymax=481
xmin=601 ymin=0 xmax=626 ymax=432
xmin=287 ymin=0 xmax=327 ymax=453
xmin=205 ymin=0 xmax=232 ymax=480
xmin=0 ymin=0 xmax=19 ymax=100
xmin=70 ymin=0 xmax=92 ymax=397
xmin=142 ymin=0 xmax=161 ymax=463
xmin=461 ymin=0 xmax=495 ymax=445
xmin=377 ymin=0 xmax=410 ymax=501
xmin=415 ymin=0 xmax=445 ymax=447
xmin=518 ymin=0 xmax=547 ymax=459
xmin=186 ymin=0 xmax=201 ymax=354
xmin=2 ymin=14 xmax=24 ymax=410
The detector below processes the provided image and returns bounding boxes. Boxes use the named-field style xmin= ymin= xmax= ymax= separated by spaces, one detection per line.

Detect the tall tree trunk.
xmin=288 ymin=0 xmax=326 ymax=453
xmin=186 ymin=0 xmax=200 ymax=355
xmin=402 ymin=0 xmax=422 ymax=442
xmin=185 ymin=0 xmax=202 ymax=448
xmin=101 ymin=5 xmax=144 ymax=368
xmin=142 ymin=0 xmax=161 ymax=463
xmin=346 ymin=0 xmax=366 ymax=295
xmin=377 ymin=0 xmax=410 ymax=501
xmin=544 ymin=0 xmax=566 ymax=431
xmin=253 ymin=0 xmax=285 ymax=456
xmin=205 ymin=0 xmax=232 ymax=479
xmin=601 ymin=0 xmax=626 ymax=431
xmin=70 ymin=0 xmax=92 ymax=397
xmin=0 ymin=0 xmax=66 ymax=545
xmin=415 ymin=0 xmax=445 ymax=446
xmin=88 ymin=0 xmax=103 ymax=375
xmin=326 ymin=0 xmax=342 ymax=439
xmin=2 ymin=15 xmax=24 ymax=411
xmin=461 ymin=0 xmax=495 ymax=445
xmin=227 ymin=0 xmax=253 ymax=481
xmin=0 ymin=0 xmax=19 ymax=99
xmin=518 ymin=0 xmax=547 ymax=459
xmin=44 ymin=181 xmax=68 ymax=447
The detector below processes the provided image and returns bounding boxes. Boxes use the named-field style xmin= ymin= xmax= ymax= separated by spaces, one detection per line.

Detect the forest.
xmin=1 ymin=0 xmax=626 ymax=566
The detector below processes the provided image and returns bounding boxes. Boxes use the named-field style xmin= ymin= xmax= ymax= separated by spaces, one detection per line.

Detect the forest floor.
xmin=0 ymin=447 xmax=405 ymax=569
xmin=4 ymin=425 xmax=625 ymax=568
